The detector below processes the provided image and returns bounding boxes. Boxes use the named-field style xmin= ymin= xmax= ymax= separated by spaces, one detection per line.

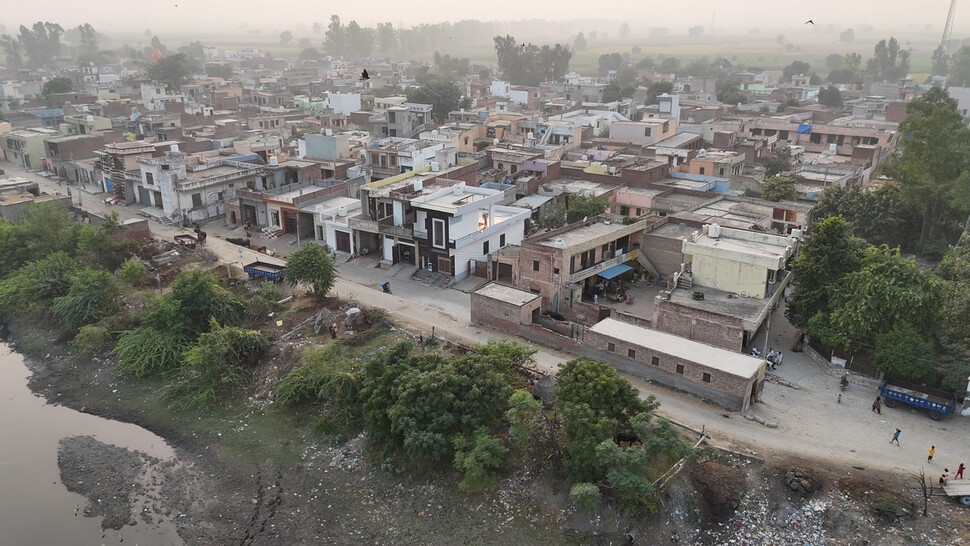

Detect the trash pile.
xmin=712 ymin=494 xmax=830 ymax=545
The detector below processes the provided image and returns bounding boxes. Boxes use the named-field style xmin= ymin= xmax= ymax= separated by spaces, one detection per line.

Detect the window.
xmin=676 ymin=364 xmax=685 ymax=375
xmin=145 ymin=172 xmax=154 ymax=185
xmin=627 ymin=349 xmax=636 ymax=358
xmin=483 ymin=241 xmax=490 ymax=254
xmin=533 ymin=259 xmax=539 ymax=271
xmin=651 ymin=356 xmax=659 ymax=366
xmin=500 ymin=234 xmax=506 ymax=247
xmin=719 ymin=168 xmax=725 ymax=176
xmin=702 ymin=372 xmax=711 ymax=383
xmin=191 ymin=193 xmax=202 ymax=207
xmin=699 ymin=167 xmax=706 ymax=175
xmin=643 ymin=127 xmax=652 ymax=137
xmin=553 ymin=267 xmax=559 ymax=274
xmin=217 ymin=191 xmax=224 ymax=201
xmin=608 ymin=343 xmax=616 ymax=352
xmin=432 ymin=218 xmax=446 ymax=248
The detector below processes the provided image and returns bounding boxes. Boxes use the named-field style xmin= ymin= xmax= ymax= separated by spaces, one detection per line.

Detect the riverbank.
xmin=8 ymin=319 xmax=590 ymax=544
xmin=9 ymin=301 xmax=970 ymax=545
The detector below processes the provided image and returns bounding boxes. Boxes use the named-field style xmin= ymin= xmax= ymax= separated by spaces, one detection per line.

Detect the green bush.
xmin=453 ymin=427 xmax=508 ymax=492
xmin=118 ymin=260 xmax=148 ymax=286
xmin=71 ymin=324 xmax=114 ymax=356
xmin=161 ymin=321 xmax=270 ymax=410
xmin=569 ymin=482 xmax=601 ymax=515
xmin=114 ymin=326 xmax=192 ymax=377
xmin=52 ymin=268 xmax=121 ymax=330
xmin=276 ymin=342 xmax=361 ymax=422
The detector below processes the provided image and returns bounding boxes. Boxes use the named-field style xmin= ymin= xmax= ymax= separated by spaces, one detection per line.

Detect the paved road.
xmin=11 ymin=165 xmax=970 ymax=475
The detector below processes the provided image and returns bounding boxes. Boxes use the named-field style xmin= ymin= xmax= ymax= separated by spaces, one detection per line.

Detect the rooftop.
xmin=474 ymin=282 xmax=540 ymax=306
xmin=589 ymin=318 xmax=764 ymax=378
xmin=536 ymin=220 xmax=627 ymax=249
xmin=183 ymin=165 xmax=254 ymax=184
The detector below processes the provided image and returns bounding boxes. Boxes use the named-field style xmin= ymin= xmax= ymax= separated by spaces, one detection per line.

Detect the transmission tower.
xmin=942 ymin=0 xmax=958 ymax=54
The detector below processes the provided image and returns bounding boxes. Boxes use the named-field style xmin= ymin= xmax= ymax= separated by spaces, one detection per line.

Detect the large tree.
xmin=785 ymin=217 xmax=864 ymax=329
xmin=286 ymin=242 xmax=337 ymax=300
xmin=148 ymin=52 xmax=198 ymax=90
xmin=866 ymin=37 xmax=910 ymax=81
xmin=950 ymin=46 xmax=970 ymax=86
xmin=761 ymin=176 xmax=797 ymax=201
xmin=493 ymin=35 xmax=571 ymax=86
xmin=406 ymin=74 xmax=468 ymax=123
xmin=811 ymin=184 xmax=913 ymax=247
xmin=882 ymin=87 xmax=970 ymax=243
xmin=815 ymin=246 xmax=943 ymax=352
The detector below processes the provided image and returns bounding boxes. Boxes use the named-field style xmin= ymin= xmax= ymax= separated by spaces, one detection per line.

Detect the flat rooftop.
xmin=184 ymin=165 xmax=254 ymax=183
xmin=474 ymin=282 xmax=540 ymax=306
xmin=537 ymin=221 xmax=626 ymax=249
xmin=666 ymin=277 xmax=783 ymax=331
xmin=619 ymin=186 xmax=665 ymax=197
xmin=689 ymin=231 xmax=791 ymax=260
xmin=648 ymin=222 xmax=702 ymax=241
xmin=589 ymin=318 xmax=763 ymax=378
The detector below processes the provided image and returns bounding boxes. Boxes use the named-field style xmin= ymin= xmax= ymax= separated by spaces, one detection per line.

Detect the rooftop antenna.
xmin=942 ymin=0 xmax=958 ymax=55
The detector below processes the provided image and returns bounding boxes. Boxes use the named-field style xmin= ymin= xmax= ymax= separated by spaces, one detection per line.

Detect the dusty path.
xmin=14 ymin=165 xmax=970 ymax=478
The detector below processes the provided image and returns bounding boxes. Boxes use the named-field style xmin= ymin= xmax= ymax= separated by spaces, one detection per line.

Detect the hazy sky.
xmin=5 ymin=0 xmax=969 ymax=37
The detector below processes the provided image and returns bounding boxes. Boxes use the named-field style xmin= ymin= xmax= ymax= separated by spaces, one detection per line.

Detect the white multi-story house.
xmin=410 ymin=182 xmax=529 ymax=282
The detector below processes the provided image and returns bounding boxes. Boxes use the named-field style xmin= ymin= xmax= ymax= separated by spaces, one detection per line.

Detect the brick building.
xmin=585 ymin=318 xmax=765 ymax=412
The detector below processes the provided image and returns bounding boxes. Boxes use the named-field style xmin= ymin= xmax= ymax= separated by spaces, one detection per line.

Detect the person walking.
xmin=890 ymin=428 xmax=901 ymax=445
xmin=956 ymin=463 xmax=965 ymax=479
xmin=872 ymin=396 xmax=882 ymax=414
xmin=837 ymin=393 xmax=842 ymax=404
xmin=928 ymin=445 xmax=935 ymax=463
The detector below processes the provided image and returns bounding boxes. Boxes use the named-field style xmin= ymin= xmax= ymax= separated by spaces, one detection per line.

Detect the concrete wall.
xmin=653 ymin=298 xmax=745 ymax=352
xmin=641 ymin=231 xmax=685 ymax=277
xmin=691 ymin=255 xmax=769 ymax=298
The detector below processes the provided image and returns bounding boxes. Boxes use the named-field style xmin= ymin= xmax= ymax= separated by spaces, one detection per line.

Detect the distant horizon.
xmin=3 ymin=0 xmax=970 ymax=40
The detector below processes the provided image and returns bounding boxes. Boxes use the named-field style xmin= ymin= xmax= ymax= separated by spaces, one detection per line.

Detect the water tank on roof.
xmin=554 ymin=238 xmax=565 ymax=249
xmin=269 ymin=156 xmax=279 ymax=166
xmin=325 ymin=128 xmax=333 ymax=136
xmin=337 ymin=206 xmax=347 ymax=217
xmin=806 ymin=191 xmax=817 ymax=200
xmin=453 ymin=183 xmax=464 ymax=195
xmin=493 ymin=138 xmax=500 ymax=146
xmin=709 ymin=223 xmax=721 ymax=238
xmin=697 ymin=149 xmax=707 ymax=158
xmin=527 ymin=131 xmax=534 ymax=140
xmin=372 ymin=140 xmax=380 ymax=148
xmin=414 ymin=179 xmax=423 ymax=192
xmin=170 ymin=144 xmax=180 ymax=153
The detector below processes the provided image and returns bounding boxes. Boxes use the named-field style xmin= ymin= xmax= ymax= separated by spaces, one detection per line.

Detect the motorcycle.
xmin=380 ymin=282 xmax=392 ymax=294
xmin=840 ymin=372 xmax=849 ymax=392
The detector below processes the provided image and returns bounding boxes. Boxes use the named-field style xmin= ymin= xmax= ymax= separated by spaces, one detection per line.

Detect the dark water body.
xmin=0 ymin=343 xmax=183 ymax=545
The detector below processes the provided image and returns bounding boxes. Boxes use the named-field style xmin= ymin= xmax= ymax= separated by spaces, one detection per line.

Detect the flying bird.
xmin=360 ymin=69 xmax=369 ymax=80
xmin=804 ymin=19 xmax=814 ymax=25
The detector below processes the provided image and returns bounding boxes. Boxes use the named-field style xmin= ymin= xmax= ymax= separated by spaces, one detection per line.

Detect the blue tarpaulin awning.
xmin=797 ymin=124 xmax=812 ymax=134
xmin=598 ymin=264 xmax=633 ymax=279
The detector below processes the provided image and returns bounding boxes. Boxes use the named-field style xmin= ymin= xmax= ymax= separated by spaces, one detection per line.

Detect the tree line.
xmin=786 ymin=88 xmax=970 ymax=391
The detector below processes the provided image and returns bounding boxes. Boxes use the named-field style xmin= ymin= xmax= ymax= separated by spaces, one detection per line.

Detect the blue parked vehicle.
xmin=244 ymin=261 xmax=286 ymax=283
xmin=878 ymin=376 xmax=958 ymax=421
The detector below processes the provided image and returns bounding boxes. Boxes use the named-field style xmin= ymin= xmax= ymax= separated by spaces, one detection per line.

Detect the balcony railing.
xmin=349 ymin=217 xmax=379 ymax=232
xmin=567 ymin=250 xmax=636 ymax=284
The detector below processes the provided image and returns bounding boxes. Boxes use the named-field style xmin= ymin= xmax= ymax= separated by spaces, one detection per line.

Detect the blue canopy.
xmin=598 ymin=264 xmax=633 ymax=279
xmin=797 ymin=124 xmax=812 ymax=134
